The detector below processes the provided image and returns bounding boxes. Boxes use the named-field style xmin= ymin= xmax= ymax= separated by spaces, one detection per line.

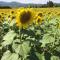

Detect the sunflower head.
xmin=11 ymin=16 xmax=16 ymax=20
xmin=16 ymin=8 xmax=34 ymax=29
xmin=57 ymin=13 xmax=60 ymax=16
xmin=8 ymin=15 xmax=11 ymax=18
xmin=38 ymin=12 xmax=43 ymax=17
xmin=36 ymin=16 xmax=43 ymax=25
xmin=20 ymin=10 xmax=32 ymax=23
xmin=1 ymin=13 xmax=4 ymax=15
xmin=0 ymin=14 xmax=2 ymax=21
xmin=37 ymin=12 xmax=43 ymax=17
xmin=11 ymin=11 xmax=14 ymax=14
xmin=48 ymin=11 xmax=51 ymax=15
xmin=0 ymin=14 xmax=4 ymax=22
xmin=0 ymin=15 xmax=2 ymax=18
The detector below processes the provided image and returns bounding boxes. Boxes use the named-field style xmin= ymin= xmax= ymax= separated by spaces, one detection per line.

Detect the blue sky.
xmin=0 ymin=0 xmax=60 ymax=4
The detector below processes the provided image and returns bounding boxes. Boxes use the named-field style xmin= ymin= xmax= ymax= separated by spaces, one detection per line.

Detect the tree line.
xmin=0 ymin=1 xmax=60 ymax=8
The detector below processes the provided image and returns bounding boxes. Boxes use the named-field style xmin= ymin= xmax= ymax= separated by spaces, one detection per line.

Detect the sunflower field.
xmin=0 ymin=8 xmax=60 ymax=60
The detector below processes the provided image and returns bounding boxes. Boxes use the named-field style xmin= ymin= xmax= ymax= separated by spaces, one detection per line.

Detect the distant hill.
xmin=0 ymin=1 xmax=60 ymax=8
xmin=0 ymin=1 xmax=29 ymax=8
xmin=0 ymin=1 xmax=47 ymax=8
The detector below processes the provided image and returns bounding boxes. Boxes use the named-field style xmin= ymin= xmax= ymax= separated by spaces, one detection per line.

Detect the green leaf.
xmin=8 ymin=53 xmax=19 ymax=60
xmin=57 ymin=29 xmax=60 ymax=36
xmin=40 ymin=34 xmax=55 ymax=47
xmin=51 ymin=56 xmax=60 ymax=60
xmin=12 ymin=39 xmax=21 ymax=54
xmin=55 ymin=46 xmax=60 ymax=52
xmin=29 ymin=26 xmax=34 ymax=31
xmin=1 ymin=50 xmax=11 ymax=60
xmin=21 ymin=41 xmax=31 ymax=57
xmin=9 ymin=19 xmax=16 ymax=26
xmin=3 ymin=21 xmax=9 ymax=25
xmin=26 ymin=36 xmax=35 ymax=41
xmin=12 ymin=41 xmax=31 ymax=58
xmin=35 ymin=30 xmax=41 ymax=35
xmin=0 ymin=46 xmax=2 ymax=50
xmin=18 ymin=58 xmax=21 ymax=60
xmin=35 ymin=52 xmax=45 ymax=60
xmin=1 ymin=50 xmax=19 ymax=60
xmin=2 ymin=30 xmax=16 ymax=46
xmin=49 ymin=19 xmax=57 ymax=25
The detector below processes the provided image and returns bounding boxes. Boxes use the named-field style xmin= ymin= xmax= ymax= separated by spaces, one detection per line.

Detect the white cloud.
xmin=18 ymin=0 xmax=48 ymax=4
xmin=0 ymin=0 xmax=60 ymax=3
xmin=50 ymin=0 xmax=60 ymax=3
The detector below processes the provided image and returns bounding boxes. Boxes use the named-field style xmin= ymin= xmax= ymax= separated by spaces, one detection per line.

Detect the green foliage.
xmin=2 ymin=30 xmax=16 ymax=46
xmin=0 ymin=17 xmax=60 ymax=60
xmin=1 ymin=50 xmax=19 ymax=60
xmin=12 ymin=41 xmax=31 ymax=59
xmin=40 ymin=34 xmax=55 ymax=47
xmin=51 ymin=56 xmax=60 ymax=60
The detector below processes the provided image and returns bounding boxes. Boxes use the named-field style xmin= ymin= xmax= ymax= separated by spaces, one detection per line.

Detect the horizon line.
xmin=0 ymin=1 xmax=60 ymax=4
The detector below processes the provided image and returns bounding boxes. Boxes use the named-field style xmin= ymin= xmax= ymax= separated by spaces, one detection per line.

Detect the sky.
xmin=0 ymin=0 xmax=60 ymax=4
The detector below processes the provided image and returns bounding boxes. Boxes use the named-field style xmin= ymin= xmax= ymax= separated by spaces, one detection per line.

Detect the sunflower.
xmin=10 ymin=10 xmax=16 ymax=19
xmin=11 ymin=16 xmax=16 ymax=20
xmin=11 ymin=10 xmax=15 ymax=14
xmin=37 ymin=12 xmax=43 ymax=17
xmin=36 ymin=16 xmax=43 ymax=25
xmin=0 ymin=14 xmax=2 ymax=21
xmin=16 ymin=8 xmax=34 ymax=29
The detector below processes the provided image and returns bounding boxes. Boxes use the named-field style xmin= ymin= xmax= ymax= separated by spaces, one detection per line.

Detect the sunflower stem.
xmin=19 ymin=27 xmax=21 ymax=42
xmin=19 ymin=27 xmax=24 ymax=60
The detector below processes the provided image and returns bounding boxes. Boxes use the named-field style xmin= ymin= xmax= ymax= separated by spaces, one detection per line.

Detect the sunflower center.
xmin=38 ymin=19 xmax=40 ymax=22
xmin=20 ymin=11 xmax=31 ymax=24
xmin=38 ymin=13 xmax=43 ymax=17
xmin=0 ymin=15 xmax=1 ymax=18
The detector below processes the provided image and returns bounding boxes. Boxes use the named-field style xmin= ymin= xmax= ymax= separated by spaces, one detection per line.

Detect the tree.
xmin=47 ymin=1 xmax=54 ymax=7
